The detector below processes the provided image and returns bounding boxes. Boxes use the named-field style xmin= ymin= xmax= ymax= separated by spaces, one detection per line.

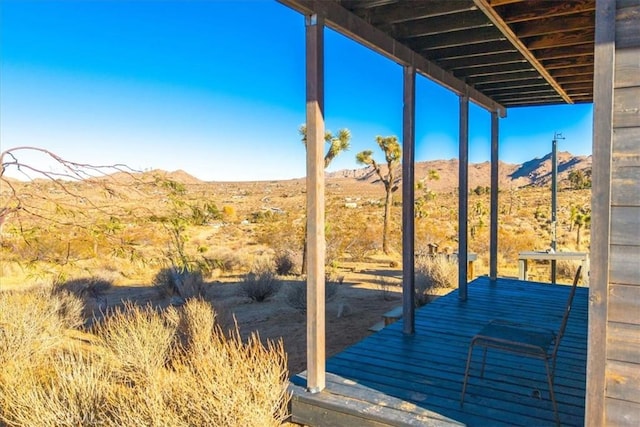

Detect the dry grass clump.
xmin=274 ymin=249 xmax=298 ymax=276
xmin=0 ymin=292 xmax=289 ymax=427
xmin=285 ymin=280 xmax=340 ymax=313
xmin=0 ymin=287 xmax=84 ymax=368
xmin=415 ymin=255 xmax=458 ymax=306
xmin=153 ymin=267 xmax=206 ymax=301
xmin=239 ymin=263 xmax=282 ymax=302
xmin=556 ymin=259 xmax=582 ymax=284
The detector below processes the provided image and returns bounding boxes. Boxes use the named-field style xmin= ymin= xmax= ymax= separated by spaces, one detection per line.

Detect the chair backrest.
xmin=551 ymin=265 xmax=582 ymax=357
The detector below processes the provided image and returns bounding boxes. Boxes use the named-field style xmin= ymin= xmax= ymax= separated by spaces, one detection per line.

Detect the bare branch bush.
xmin=0 ymin=293 xmax=289 ymax=426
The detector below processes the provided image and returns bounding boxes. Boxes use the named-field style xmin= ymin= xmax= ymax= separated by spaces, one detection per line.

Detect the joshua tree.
xmin=572 ymin=207 xmax=591 ymax=249
xmin=356 ymin=135 xmax=402 ymax=254
xmin=299 ymin=125 xmax=351 ymax=273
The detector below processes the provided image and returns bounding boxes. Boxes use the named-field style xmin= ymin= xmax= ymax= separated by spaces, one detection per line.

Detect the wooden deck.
xmin=289 ymin=276 xmax=588 ymax=426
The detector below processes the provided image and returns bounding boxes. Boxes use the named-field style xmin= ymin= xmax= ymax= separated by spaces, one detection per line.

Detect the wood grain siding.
xmin=607 ymin=322 xmax=640 ymax=363
xmin=615 ymin=47 xmax=640 ymax=87
xmin=604 ymin=1 xmax=640 ymax=425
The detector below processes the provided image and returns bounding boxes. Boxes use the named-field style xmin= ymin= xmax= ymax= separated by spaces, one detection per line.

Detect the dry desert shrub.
xmin=0 ymin=287 xmax=83 ymax=368
xmin=415 ymin=255 xmax=458 ymax=306
xmin=205 ymin=247 xmax=246 ymax=273
xmin=166 ymin=299 xmax=289 ymax=426
xmin=153 ymin=266 xmax=206 ymax=300
xmin=1 ymin=352 xmax=113 ymax=427
xmin=0 ymin=294 xmax=289 ymax=427
xmin=556 ymin=259 xmax=582 ymax=283
xmin=285 ymin=280 xmax=340 ymax=313
xmin=94 ymin=302 xmax=177 ymax=381
xmin=239 ymin=268 xmax=282 ymax=302
xmin=274 ymin=249 xmax=298 ymax=276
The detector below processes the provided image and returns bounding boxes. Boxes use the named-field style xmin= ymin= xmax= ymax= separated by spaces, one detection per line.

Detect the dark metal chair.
xmin=460 ymin=266 xmax=582 ymax=426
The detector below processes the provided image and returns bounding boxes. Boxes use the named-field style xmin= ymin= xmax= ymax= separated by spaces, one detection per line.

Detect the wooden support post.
xmin=458 ymin=95 xmax=469 ymax=301
xmin=489 ymin=111 xmax=499 ymax=282
xmin=402 ymin=65 xmax=416 ymax=335
xmin=305 ymin=13 xmax=325 ymax=394
xmin=586 ymin=0 xmax=614 ymax=423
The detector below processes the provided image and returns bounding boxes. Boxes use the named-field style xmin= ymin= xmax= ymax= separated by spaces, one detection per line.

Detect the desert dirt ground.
xmin=98 ymin=259 xmax=422 ymax=376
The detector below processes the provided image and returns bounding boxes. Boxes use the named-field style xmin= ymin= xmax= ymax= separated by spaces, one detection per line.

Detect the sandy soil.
xmin=98 ymin=260 xmax=407 ymax=376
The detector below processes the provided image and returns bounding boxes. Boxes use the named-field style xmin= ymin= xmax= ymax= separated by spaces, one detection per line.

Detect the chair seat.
xmin=473 ymin=320 xmax=556 ymax=357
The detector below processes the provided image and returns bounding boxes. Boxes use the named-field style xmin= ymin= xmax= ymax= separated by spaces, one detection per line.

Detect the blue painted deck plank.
xmin=290 ymin=277 xmax=587 ymax=427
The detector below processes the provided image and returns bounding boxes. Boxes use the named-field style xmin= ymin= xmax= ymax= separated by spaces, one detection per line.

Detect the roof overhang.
xmin=277 ymin=0 xmax=595 ymax=112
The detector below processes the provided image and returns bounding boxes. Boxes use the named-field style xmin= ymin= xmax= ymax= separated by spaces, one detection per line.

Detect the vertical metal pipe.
xmin=402 ymin=65 xmax=416 ymax=335
xmin=551 ymin=134 xmax=560 ymax=283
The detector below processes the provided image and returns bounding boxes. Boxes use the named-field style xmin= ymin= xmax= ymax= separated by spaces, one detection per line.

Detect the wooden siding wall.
xmin=606 ymin=1 xmax=640 ymax=425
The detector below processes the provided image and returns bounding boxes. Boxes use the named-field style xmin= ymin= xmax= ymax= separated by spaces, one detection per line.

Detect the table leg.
xmin=518 ymin=259 xmax=527 ymax=281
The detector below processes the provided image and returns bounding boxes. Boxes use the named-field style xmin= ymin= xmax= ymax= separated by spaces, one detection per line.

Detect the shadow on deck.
xmin=289 ymin=276 xmax=588 ymax=426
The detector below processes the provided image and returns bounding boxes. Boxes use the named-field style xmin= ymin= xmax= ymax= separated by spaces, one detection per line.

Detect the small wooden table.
xmin=518 ymin=251 xmax=589 ymax=284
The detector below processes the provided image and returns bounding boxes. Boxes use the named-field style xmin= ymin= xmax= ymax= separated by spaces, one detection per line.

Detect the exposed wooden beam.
xmin=438 ymin=52 xmax=526 ymax=70
xmin=571 ymin=96 xmax=594 ymax=103
xmin=402 ymin=65 xmax=416 ymax=336
xmin=469 ymin=70 xmax=543 ymax=84
xmin=505 ymin=98 xmax=570 ymax=107
xmin=410 ymin=27 xmax=506 ymax=51
xmin=499 ymin=0 xmax=596 ymax=24
xmin=304 ymin=12 xmax=325 ymax=394
xmin=424 ymin=40 xmax=516 ymax=62
xmin=542 ymin=54 xmax=594 ymax=69
xmin=359 ymin=1 xmax=478 ymax=25
xmin=339 ymin=0 xmax=396 ymax=10
xmin=473 ymin=0 xmax=574 ymax=103
xmin=454 ymin=61 xmax=533 ymax=77
xmin=278 ymin=0 xmax=505 ymax=114
xmin=494 ymin=93 xmax=562 ymax=103
xmin=557 ymin=75 xmax=594 ymax=84
xmin=391 ymin=11 xmax=491 ymax=39
xmin=478 ymin=78 xmax=548 ymax=89
xmin=564 ymin=82 xmax=593 ymax=92
xmin=525 ymin=29 xmax=595 ymax=50
xmin=484 ymin=87 xmax=558 ymax=97
xmin=482 ymin=80 xmax=553 ymax=96
xmin=489 ymin=0 xmax=525 ymax=6
xmin=513 ymin=12 xmax=594 ymax=37
xmin=535 ymin=44 xmax=594 ymax=60
xmin=551 ymin=65 xmax=594 ymax=77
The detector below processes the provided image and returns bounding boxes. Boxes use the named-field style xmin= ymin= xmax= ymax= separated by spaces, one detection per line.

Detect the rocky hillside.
xmin=328 ymin=151 xmax=592 ymax=192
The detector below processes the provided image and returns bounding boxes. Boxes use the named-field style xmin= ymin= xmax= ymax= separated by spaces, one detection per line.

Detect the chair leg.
xmin=460 ymin=342 xmax=475 ymax=407
xmin=544 ymin=359 xmax=560 ymax=427
xmin=480 ymin=346 xmax=488 ymax=378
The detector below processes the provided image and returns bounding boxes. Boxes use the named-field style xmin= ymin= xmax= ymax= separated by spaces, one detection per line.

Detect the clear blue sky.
xmin=1 ymin=0 xmax=593 ymax=182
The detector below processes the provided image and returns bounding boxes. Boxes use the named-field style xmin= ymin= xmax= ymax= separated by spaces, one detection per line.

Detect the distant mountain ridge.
xmin=116 ymin=152 xmax=591 ymax=192
xmin=327 ymin=151 xmax=591 ymax=192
